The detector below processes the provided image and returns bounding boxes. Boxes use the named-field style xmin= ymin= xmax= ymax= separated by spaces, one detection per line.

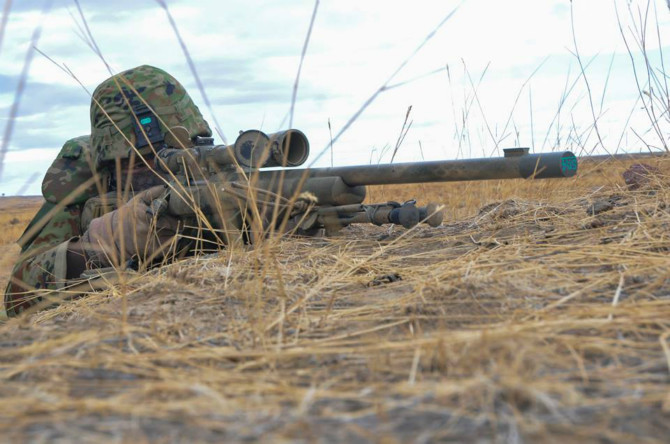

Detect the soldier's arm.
xmin=3 ymin=203 xmax=83 ymax=317
xmin=3 ymin=188 xmax=179 ymax=318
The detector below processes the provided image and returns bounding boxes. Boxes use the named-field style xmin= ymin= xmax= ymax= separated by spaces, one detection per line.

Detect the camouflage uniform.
xmin=3 ymin=65 xmax=211 ymax=317
xmin=3 ymin=136 xmax=95 ymax=317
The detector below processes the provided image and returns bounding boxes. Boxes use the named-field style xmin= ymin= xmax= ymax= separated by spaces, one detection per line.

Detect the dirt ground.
xmin=1 ymin=160 xmax=670 ymax=442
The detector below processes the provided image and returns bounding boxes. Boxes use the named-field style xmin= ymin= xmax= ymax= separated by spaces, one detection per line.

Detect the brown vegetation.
xmin=1 ymin=158 xmax=669 ymax=441
xmin=0 ymin=196 xmax=43 ymax=294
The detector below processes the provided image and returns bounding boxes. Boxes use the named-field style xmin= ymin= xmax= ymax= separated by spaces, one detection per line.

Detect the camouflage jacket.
xmin=2 ymin=133 xmax=102 ymax=317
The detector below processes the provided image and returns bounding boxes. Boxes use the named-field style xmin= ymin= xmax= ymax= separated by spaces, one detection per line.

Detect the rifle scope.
xmin=156 ymin=128 xmax=310 ymax=174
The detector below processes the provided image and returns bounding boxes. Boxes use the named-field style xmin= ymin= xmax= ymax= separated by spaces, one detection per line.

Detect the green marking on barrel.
xmin=140 ymin=117 xmax=152 ymax=125
xmin=561 ymin=157 xmax=577 ymax=174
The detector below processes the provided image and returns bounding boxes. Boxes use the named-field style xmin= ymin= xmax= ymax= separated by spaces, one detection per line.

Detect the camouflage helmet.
xmin=90 ymin=65 xmax=212 ymax=165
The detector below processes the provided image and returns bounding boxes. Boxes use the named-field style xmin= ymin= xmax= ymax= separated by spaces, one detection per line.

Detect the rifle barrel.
xmin=281 ymin=151 xmax=577 ymax=187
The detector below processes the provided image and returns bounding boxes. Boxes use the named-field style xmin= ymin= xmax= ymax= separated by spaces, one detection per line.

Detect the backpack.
xmin=41 ymin=135 xmax=105 ymax=205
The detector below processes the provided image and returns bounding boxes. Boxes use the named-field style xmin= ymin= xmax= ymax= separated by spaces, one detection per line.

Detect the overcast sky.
xmin=1 ymin=0 xmax=669 ymax=195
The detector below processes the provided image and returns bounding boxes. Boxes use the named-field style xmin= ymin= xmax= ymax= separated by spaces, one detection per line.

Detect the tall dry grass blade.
xmin=0 ymin=0 xmax=52 ymax=184
xmin=570 ymin=2 xmax=608 ymax=155
xmin=661 ymin=332 xmax=670 ymax=375
xmin=67 ymin=5 xmax=101 ymax=56
xmin=309 ymin=1 xmax=464 ymax=166
xmin=390 ymin=105 xmax=413 ymax=163
xmin=653 ymin=2 xmax=669 ymax=115
xmin=0 ymin=0 xmax=11 ymax=54
xmin=14 ymin=171 xmax=39 ymax=196
xmin=155 ymin=0 xmax=228 ymax=144
xmin=463 ymin=61 xmax=497 ymax=154
xmin=451 ymin=62 xmax=481 ymax=158
xmin=385 ymin=66 xmax=448 ymax=91
xmin=328 ymin=118 xmax=334 ymax=167
xmin=540 ymin=56 xmax=597 ymax=153
xmin=598 ymin=52 xmax=616 ymax=116
xmin=289 ymin=0 xmax=319 ymax=129
xmin=528 ymin=85 xmax=535 ymax=152
xmin=614 ymin=0 xmax=669 ymax=152
xmin=72 ymin=0 xmax=111 ymax=71
xmin=488 ymin=56 xmax=549 ymax=156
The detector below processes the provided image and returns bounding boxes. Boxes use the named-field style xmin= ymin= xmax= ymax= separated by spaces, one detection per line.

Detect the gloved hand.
xmin=80 ymin=186 xmax=180 ymax=268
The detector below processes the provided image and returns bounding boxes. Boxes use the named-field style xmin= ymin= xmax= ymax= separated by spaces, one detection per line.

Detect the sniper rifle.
xmin=152 ymin=128 xmax=578 ymax=243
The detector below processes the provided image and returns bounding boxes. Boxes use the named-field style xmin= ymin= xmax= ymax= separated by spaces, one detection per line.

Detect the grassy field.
xmin=0 ymin=196 xmax=44 ymax=293
xmin=2 ymin=0 xmax=669 ymax=440
xmin=1 ymin=157 xmax=669 ymax=441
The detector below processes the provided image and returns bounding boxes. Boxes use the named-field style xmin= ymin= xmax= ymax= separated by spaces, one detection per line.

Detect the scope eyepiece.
xmin=233 ymin=130 xmax=271 ymax=169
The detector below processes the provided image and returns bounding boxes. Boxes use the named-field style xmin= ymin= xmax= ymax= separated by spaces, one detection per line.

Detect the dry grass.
xmin=2 ymin=1 xmax=669 ymax=441
xmin=0 ymin=196 xmax=43 ymax=293
xmin=1 ymin=158 xmax=669 ymax=441
xmin=0 ymin=196 xmax=43 ymax=243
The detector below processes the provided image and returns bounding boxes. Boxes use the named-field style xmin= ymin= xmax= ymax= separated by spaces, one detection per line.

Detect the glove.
xmin=81 ymin=186 xmax=179 ymax=268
